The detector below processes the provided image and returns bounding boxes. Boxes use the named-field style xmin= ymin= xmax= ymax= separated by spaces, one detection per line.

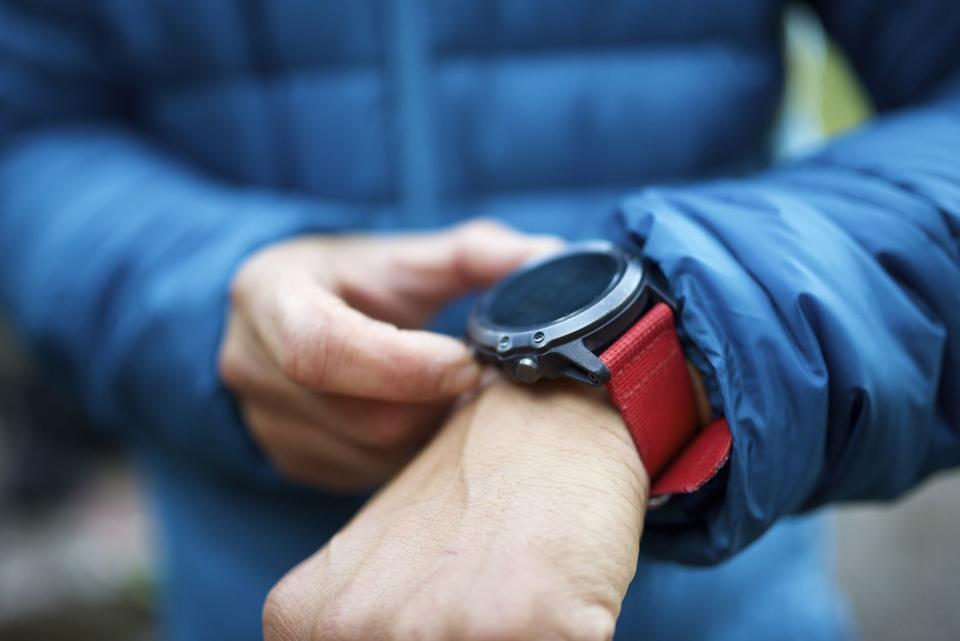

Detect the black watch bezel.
xmin=466 ymin=241 xmax=673 ymax=386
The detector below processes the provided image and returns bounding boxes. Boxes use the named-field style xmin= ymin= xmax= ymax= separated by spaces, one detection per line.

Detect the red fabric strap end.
xmin=600 ymin=303 xmax=732 ymax=497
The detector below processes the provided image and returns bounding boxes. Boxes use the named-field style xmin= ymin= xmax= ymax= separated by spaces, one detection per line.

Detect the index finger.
xmin=266 ymin=291 xmax=484 ymax=402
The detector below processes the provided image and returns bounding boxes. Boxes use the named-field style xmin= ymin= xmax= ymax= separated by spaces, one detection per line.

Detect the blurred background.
xmin=1 ymin=6 xmax=958 ymax=641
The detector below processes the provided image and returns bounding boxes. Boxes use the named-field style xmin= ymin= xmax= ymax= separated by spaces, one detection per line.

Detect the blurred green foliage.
xmin=821 ymin=44 xmax=871 ymax=135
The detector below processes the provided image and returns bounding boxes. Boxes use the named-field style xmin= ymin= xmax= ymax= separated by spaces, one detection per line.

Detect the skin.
xmin=263 ymin=378 xmax=648 ymax=641
xmin=218 ymin=220 xmax=562 ymax=490
xmin=220 ymin=219 xmax=712 ymax=638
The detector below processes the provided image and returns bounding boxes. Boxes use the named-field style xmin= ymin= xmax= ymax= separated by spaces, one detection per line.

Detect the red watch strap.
xmin=599 ymin=303 xmax=732 ymax=497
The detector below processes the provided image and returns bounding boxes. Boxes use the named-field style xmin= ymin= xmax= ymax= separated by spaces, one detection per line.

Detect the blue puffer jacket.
xmin=1 ymin=1 xmax=959 ymax=640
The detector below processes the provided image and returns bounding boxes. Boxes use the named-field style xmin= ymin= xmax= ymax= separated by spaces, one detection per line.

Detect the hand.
xmin=264 ymin=378 xmax=649 ymax=641
xmin=218 ymin=221 xmax=561 ymax=490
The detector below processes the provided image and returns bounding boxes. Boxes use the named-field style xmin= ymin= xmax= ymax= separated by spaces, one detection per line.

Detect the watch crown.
xmin=514 ymin=357 xmax=540 ymax=384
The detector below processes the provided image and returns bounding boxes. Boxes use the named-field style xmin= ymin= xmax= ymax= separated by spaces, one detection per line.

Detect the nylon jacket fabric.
xmin=0 ymin=1 xmax=957 ymax=639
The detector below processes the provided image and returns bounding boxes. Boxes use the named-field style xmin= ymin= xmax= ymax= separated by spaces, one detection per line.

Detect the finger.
xmin=439 ymin=218 xmax=565 ymax=289
xmin=335 ymin=219 xmax=565 ymax=327
xmin=223 ymin=312 xmax=449 ymax=448
xmin=255 ymin=388 xmax=448 ymax=453
xmin=243 ymin=402 xmax=410 ymax=491
xmin=316 ymin=396 xmax=449 ymax=452
xmin=260 ymin=288 xmax=483 ymax=400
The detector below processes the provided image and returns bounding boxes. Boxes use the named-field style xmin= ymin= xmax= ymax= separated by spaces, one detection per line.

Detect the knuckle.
xmin=262 ymin=583 xmax=306 ymax=641
xmin=276 ymin=320 xmax=308 ymax=381
xmin=277 ymin=304 xmax=334 ymax=388
xmin=216 ymin=344 xmax=243 ymax=387
xmin=464 ymin=622 xmax=530 ymax=641
xmin=459 ymin=604 xmax=614 ymax=641
xmin=217 ymin=321 xmax=248 ymax=388
xmin=554 ymin=607 xmax=617 ymax=641
xmin=227 ymin=270 xmax=251 ymax=309
xmin=322 ymin=594 xmax=384 ymax=641
xmin=455 ymin=607 xmax=537 ymax=641
xmin=229 ymin=250 xmax=275 ymax=309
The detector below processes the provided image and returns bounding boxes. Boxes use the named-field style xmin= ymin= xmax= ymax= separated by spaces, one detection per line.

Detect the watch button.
xmin=514 ymin=357 xmax=540 ymax=383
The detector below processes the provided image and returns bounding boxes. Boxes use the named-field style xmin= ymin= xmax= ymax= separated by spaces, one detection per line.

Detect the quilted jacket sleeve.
xmin=0 ymin=4 xmax=352 ymax=481
xmin=627 ymin=0 xmax=960 ymax=563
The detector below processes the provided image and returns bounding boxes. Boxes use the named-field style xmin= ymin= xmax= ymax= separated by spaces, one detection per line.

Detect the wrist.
xmin=457 ymin=378 xmax=650 ymax=507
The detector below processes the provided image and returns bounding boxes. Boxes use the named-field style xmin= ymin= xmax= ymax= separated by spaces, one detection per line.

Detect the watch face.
xmin=484 ymin=250 xmax=624 ymax=328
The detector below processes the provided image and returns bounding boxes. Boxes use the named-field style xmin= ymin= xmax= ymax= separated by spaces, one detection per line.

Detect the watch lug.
xmin=644 ymin=261 xmax=682 ymax=315
xmin=554 ymin=340 xmax=610 ymax=386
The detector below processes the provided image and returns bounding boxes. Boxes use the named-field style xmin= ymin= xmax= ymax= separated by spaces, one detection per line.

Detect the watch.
xmin=466 ymin=241 xmax=731 ymax=498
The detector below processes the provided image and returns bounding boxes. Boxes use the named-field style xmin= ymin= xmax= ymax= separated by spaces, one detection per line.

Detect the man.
xmin=0 ymin=1 xmax=957 ymax=639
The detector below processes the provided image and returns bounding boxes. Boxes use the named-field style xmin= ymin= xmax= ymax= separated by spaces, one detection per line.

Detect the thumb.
xmin=338 ymin=220 xmax=564 ymax=326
